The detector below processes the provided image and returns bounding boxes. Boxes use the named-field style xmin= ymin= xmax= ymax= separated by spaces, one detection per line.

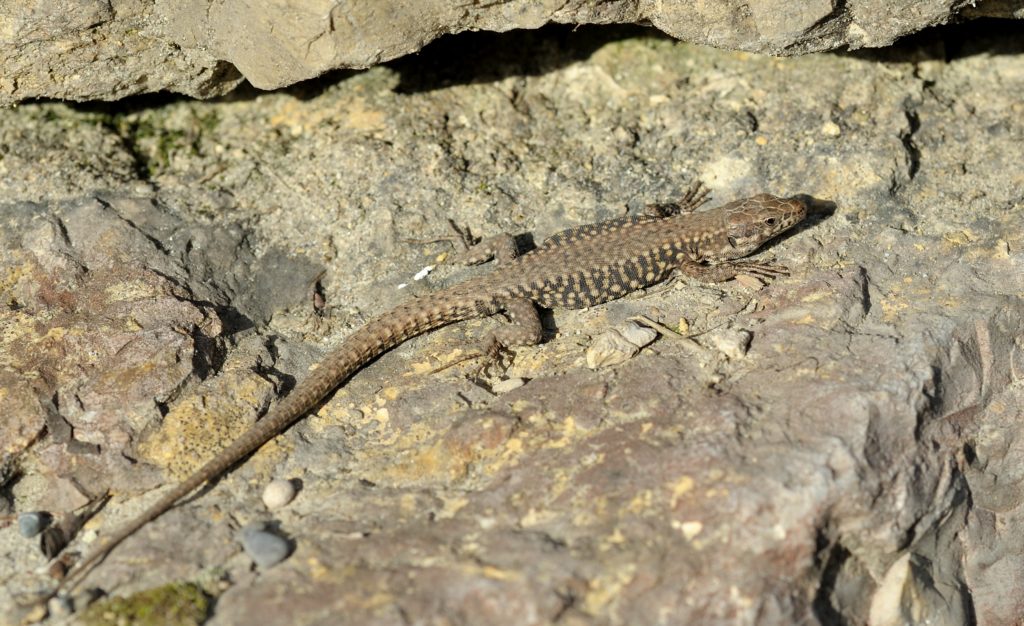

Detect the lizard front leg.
xmin=444 ymin=220 xmax=520 ymax=265
xmin=678 ymin=259 xmax=790 ymax=283
xmin=642 ymin=180 xmax=711 ymax=217
xmin=432 ymin=297 xmax=542 ymax=375
xmin=409 ymin=220 xmax=519 ymax=265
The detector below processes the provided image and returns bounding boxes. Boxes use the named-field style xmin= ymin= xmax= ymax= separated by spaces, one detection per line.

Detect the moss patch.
xmin=80 ymin=582 xmax=210 ymax=626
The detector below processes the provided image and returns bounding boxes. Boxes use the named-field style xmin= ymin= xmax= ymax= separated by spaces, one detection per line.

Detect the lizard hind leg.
xmin=483 ymin=297 xmax=543 ymax=350
xmin=431 ymin=297 xmax=542 ymax=376
xmin=452 ymin=299 xmax=544 ymax=377
xmin=472 ymin=297 xmax=544 ymax=376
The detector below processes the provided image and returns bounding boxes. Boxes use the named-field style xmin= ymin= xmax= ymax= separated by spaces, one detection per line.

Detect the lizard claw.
xmin=429 ymin=350 xmax=484 ymax=374
xmin=428 ymin=339 xmax=513 ymax=378
xmin=401 ymin=219 xmax=480 ymax=252
xmin=733 ymin=261 xmax=786 ymax=278
xmin=474 ymin=337 xmax=515 ymax=377
xmin=679 ymin=180 xmax=712 ymax=211
xmin=445 ymin=219 xmax=481 ymax=252
xmin=643 ymin=181 xmax=711 ymax=217
xmin=732 ymin=260 xmax=790 ymax=279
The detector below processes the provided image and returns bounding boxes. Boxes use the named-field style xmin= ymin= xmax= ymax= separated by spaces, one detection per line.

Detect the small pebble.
xmin=734 ymin=273 xmax=768 ymax=289
xmin=47 ymin=595 xmax=74 ymax=617
xmin=821 ymin=120 xmax=842 ymax=137
xmin=73 ymin=587 xmax=103 ymax=612
xmin=239 ymin=523 xmax=291 ymax=568
xmin=39 ymin=526 xmax=66 ymax=559
xmin=262 ymin=479 xmax=297 ymax=510
xmin=618 ymin=321 xmax=659 ymax=347
xmin=676 ymin=317 xmax=690 ymax=334
xmin=490 ymin=377 xmax=525 ymax=394
xmin=708 ymin=329 xmax=753 ymax=360
xmin=18 ymin=512 xmax=48 ymax=538
xmin=48 ymin=559 xmax=68 ymax=580
xmin=586 ymin=321 xmax=659 ymax=368
xmin=23 ymin=603 xmax=47 ymax=623
xmin=413 ymin=265 xmax=435 ymax=281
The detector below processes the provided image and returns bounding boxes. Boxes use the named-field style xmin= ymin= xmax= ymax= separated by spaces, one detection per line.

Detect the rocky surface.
xmin=2 ymin=1 xmax=1022 ymax=104
xmin=1 ymin=20 xmax=1023 ymax=626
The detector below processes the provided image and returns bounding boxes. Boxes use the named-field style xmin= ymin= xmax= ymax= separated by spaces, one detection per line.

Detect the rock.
xmin=239 ymin=524 xmax=292 ymax=569
xmin=586 ymin=321 xmax=659 ymax=368
xmin=47 ymin=594 xmax=74 ymax=618
xmin=38 ymin=527 xmax=66 ymax=559
xmin=0 ymin=1 xmax=1011 ymax=103
xmin=262 ymin=479 xmax=297 ymax=510
xmin=17 ymin=512 xmax=48 ymax=538
xmin=707 ymin=329 xmax=753 ymax=361
xmin=490 ymin=378 xmax=526 ymax=394
xmin=1 ymin=20 xmax=1022 ymax=626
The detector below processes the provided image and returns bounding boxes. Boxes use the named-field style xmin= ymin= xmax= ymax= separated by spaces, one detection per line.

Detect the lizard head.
xmin=708 ymin=194 xmax=807 ymax=260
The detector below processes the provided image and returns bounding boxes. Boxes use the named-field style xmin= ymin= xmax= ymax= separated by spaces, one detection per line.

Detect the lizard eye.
xmin=727 ymin=236 xmax=738 ymax=248
xmin=764 ymin=217 xmax=777 ymax=226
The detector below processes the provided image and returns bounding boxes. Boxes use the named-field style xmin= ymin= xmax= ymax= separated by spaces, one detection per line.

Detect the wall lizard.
xmin=47 ymin=184 xmax=808 ymax=601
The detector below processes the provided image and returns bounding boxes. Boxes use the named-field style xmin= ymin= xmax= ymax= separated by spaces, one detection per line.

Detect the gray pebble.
xmin=18 ymin=512 xmax=47 ymax=538
xmin=47 ymin=595 xmax=74 ymax=617
xmin=239 ymin=523 xmax=291 ymax=568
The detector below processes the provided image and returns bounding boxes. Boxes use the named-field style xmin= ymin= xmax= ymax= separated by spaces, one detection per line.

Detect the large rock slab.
xmin=1 ymin=22 xmax=1023 ymax=626
xmin=1 ymin=0 xmax=1021 ymax=103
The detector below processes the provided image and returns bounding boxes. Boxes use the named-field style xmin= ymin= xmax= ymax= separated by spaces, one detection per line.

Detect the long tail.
xmin=53 ymin=292 xmax=474 ymax=596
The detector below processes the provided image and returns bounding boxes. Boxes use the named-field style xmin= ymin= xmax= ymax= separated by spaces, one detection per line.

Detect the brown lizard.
xmin=48 ymin=183 xmax=808 ymax=600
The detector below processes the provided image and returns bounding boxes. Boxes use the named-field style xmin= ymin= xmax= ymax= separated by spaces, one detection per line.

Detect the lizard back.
xmin=462 ymin=193 xmax=806 ymax=309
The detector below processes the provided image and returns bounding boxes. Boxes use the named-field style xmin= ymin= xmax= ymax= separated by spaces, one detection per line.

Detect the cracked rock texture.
xmin=2 ymin=21 xmax=1024 ymax=626
xmin=2 ymin=1 xmax=1023 ymax=104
